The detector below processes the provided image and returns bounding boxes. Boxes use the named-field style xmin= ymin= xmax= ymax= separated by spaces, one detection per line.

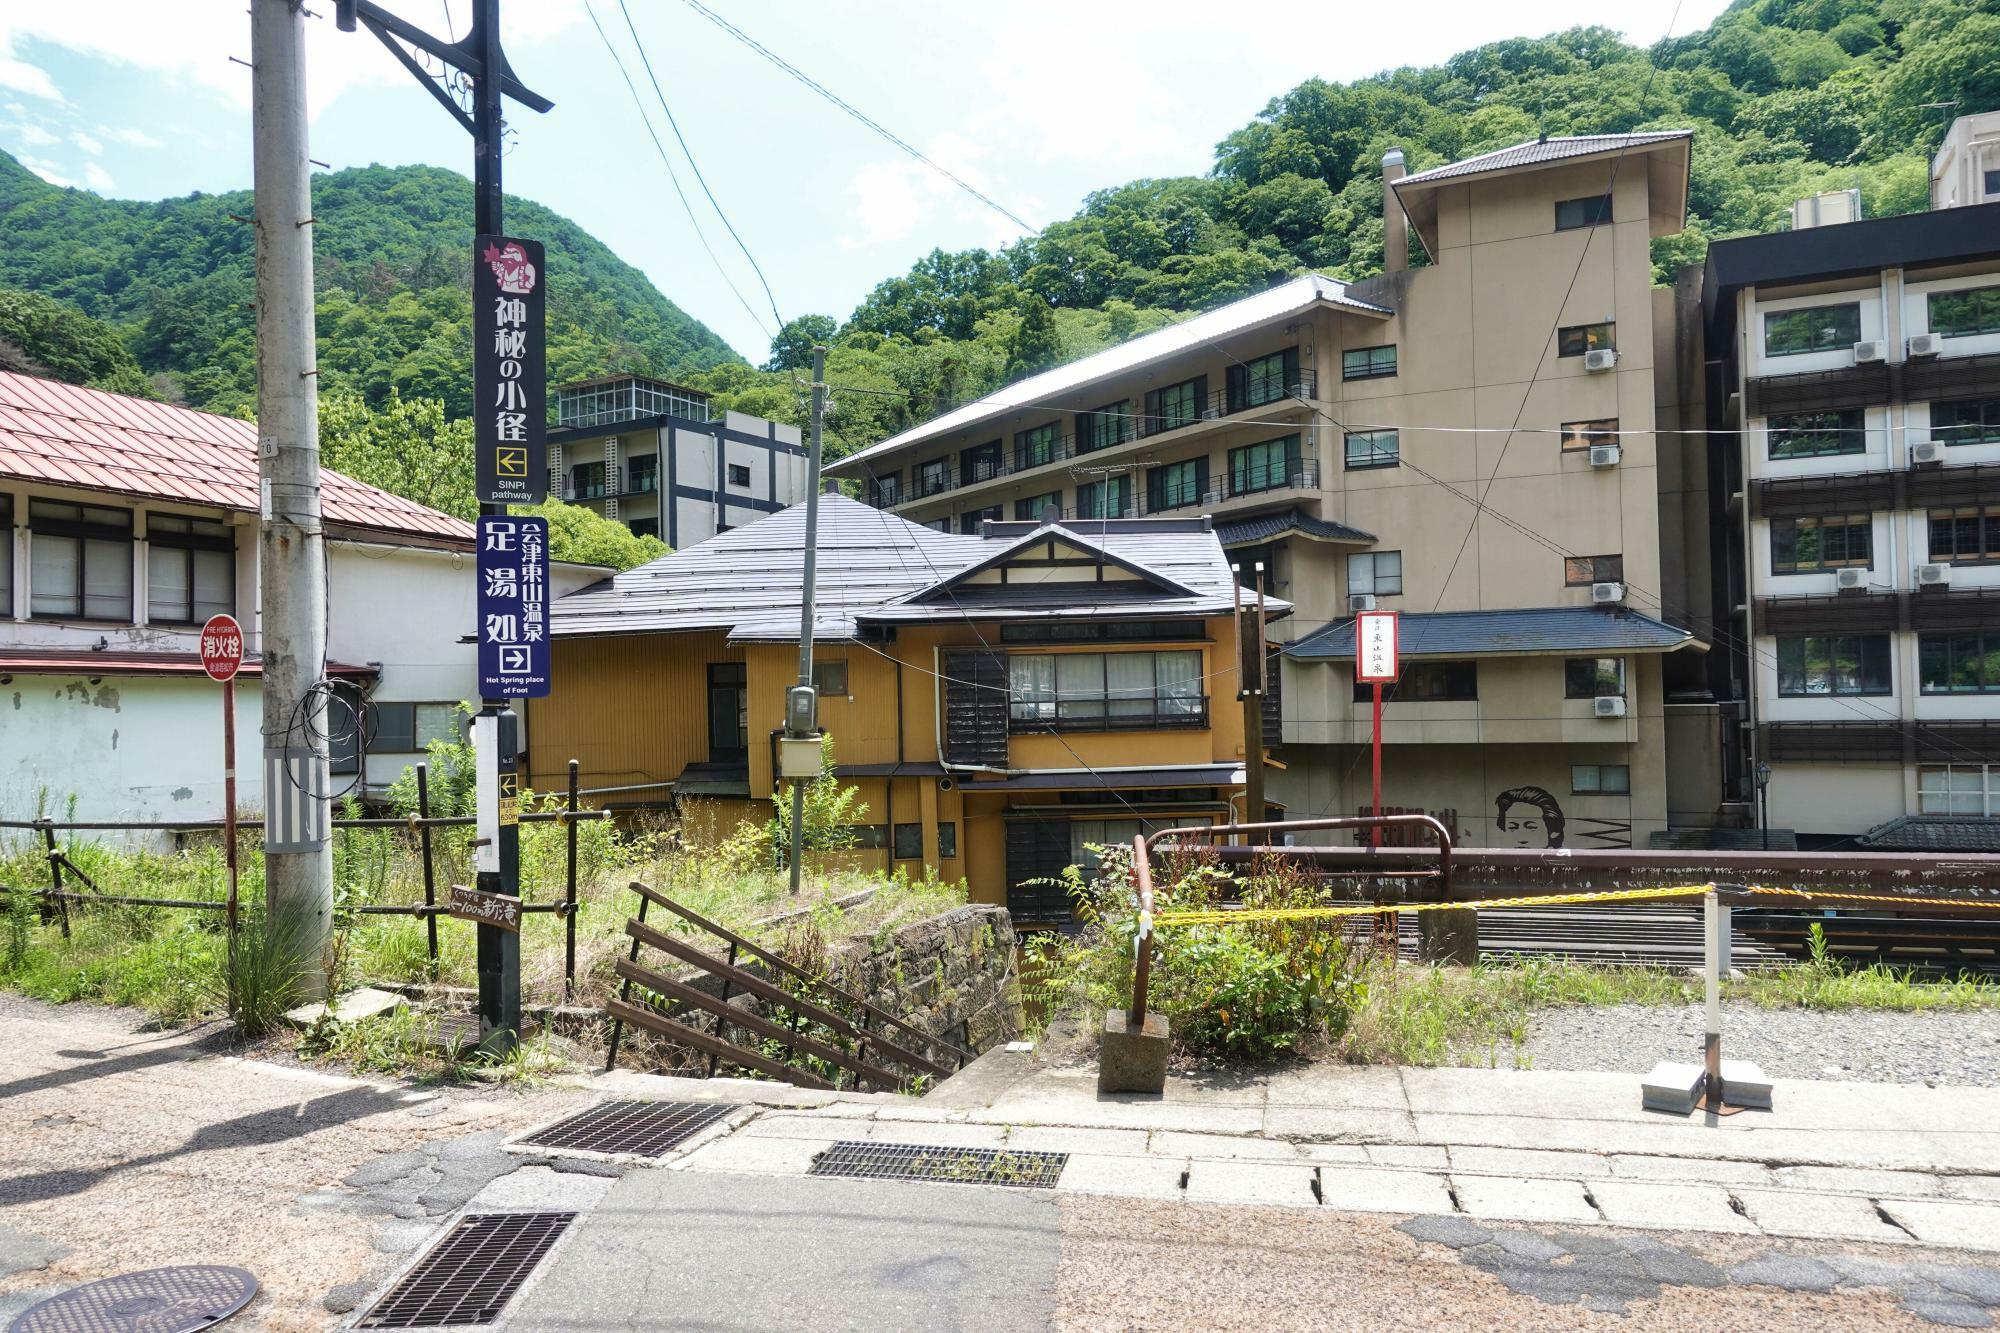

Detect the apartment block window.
xmin=146 ymin=514 xmax=234 ymax=625
xmin=569 ymin=461 xmax=606 ymax=499
xmin=726 ymin=463 xmax=752 ymax=488
xmin=1227 ymin=347 xmax=1300 ymax=413
xmin=916 ymin=457 xmax=952 ymax=497
xmin=1348 ymin=550 xmax=1403 ymax=597
xmin=1572 ymin=764 xmax=1631 ymax=795
xmin=1076 ymin=400 xmax=1134 ymax=453
xmin=958 ymin=504 xmax=1002 ymax=534
xmin=1920 ymin=633 xmax=2000 ymax=694
xmin=1931 ymin=506 xmax=2000 ymax=563
xmin=1772 ymin=515 xmax=1872 ymax=572
xmin=1008 ymin=649 xmax=1203 ymax=729
xmin=1015 ymin=491 xmax=1062 ymax=521
xmin=1565 ymin=657 xmax=1626 ymax=698
xmin=871 ymin=472 xmax=903 ymax=508
xmin=1564 ymin=554 xmax=1624 ymax=586
xmin=1561 ymin=419 xmax=1619 ymax=451
xmin=1147 ymin=458 xmax=1207 ymax=512
xmin=1229 ymin=434 xmax=1302 ymax=495
xmin=1768 ymin=408 xmax=1866 ymax=460
xmin=627 ymin=453 xmax=658 ymax=494
xmin=893 ymin=823 xmax=923 ymax=859
xmin=1932 ymin=397 xmax=2000 ymax=447
xmin=1556 ymin=323 xmax=1615 ymax=357
xmin=960 ymin=440 xmax=1003 ymax=483
xmin=1776 ymin=634 xmax=1891 ymax=696
xmin=1353 ymin=659 xmax=1475 ymax=703
xmin=812 ymin=660 xmax=849 ymax=697
xmin=1076 ymin=475 xmax=1131 ymax=519
xmin=1930 ymin=286 xmax=2000 ymax=338
xmin=1919 ymin=765 xmax=2000 ymax=816
xmin=29 ymin=500 xmax=132 ymax=621
xmin=629 ymin=517 xmax=660 ymax=540
xmin=1144 ymin=377 xmax=1205 ymax=434
xmin=1344 ymin=429 xmax=1399 ymax=470
xmin=1764 ymin=302 xmax=1861 ymax=356
xmin=1014 ymin=422 xmax=1059 ymax=470
xmin=0 ymin=495 xmax=12 ymax=618
xmin=1554 ymin=194 xmax=1614 ymax=231
xmin=1342 ymin=345 xmax=1397 ymax=380
xmin=938 ymin=822 xmax=957 ymax=859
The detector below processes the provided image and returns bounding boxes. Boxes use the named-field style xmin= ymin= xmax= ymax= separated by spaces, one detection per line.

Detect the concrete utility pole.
xmin=787 ymin=346 xmax=829 ymax=894
xmin=251 ymin=0 xmax=332 ymax=995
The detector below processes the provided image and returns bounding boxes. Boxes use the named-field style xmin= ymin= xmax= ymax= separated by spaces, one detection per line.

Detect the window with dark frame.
xmin=726 ymin=463 xmax=752 ymax=488
xmin=1920 ymin=633 xmax=2000 ymax=694
xmin=0 ymin=494 xmax=10 ymax=617
xmin=1563 ymin=554 xmax=1624 ymax=586
xmin=1772 ymin=515 xmax=1872 ymax=572
xmin=938 ymin=822 xmax=957 ymax=859
xmin=1348 ymin=550 xmax=1402 ymax=596
xmin=1145 ymin=377 xmax=1205 ymax=434
xmin=629 ymin=516 xmax=660 ymax=539
xmin=1014 ymin=491 xmax=1062 ymax=521
xmin=1353 ymin=659 xmax=1476 ymax=703
xmin=628 ymin=453 xmax=658 ymax=493
xmin=1572 ymin=764 xmax=1630 ymax=795
xmin=1564 ymin=657 xmax=1626 ymax=698
xmin=1764 ymin=303 xmax=1862 ymax=356
xmin=871 ymin=472 xmax=903 ymax=507
xmin=1776 ymin=634 xmax=1892 ymax=696
xmin=1007 ymin=649 xmax=1203 ymax=730
xmin=569 ymin=460 xmax=606 ymax=499
xmin=707 ymin=661 xmax=748 ymax=758
xmin=1228 ymin=434 xmax=1302 ymax=495
xmin=146 ymin=513 xmax=234 ymax=625
xmin=1987 ymin=170 xmax=2000 ymax=197
xmin=848 ymin=825 xmax=889 ymax=849
xmin=1768 ymin=408 xmax=1866 ymax=459
xmin=958 ymin=504 xmax=1002 ymax=534
xmin=1561 ymin=419 xmax=1619 ymax=451
xmin=1014 ymin=422 xmax=1059 ymax=470
xmin=1147 ymin=458 xmax=1206 ymax=512
xmin=1931 ymin=506 xmax=2000 ymax=563
xmin=29 ymin=500 xmax=132 ymax=621
xmin=1344 ymin=430 xmax=1399 ymax=470
xmin=812 ymin=660 xmax=849 ymax=697
xmin=1930 ymin=286 xmax=2000 ymax=339
xmin=1076 ymin=475 xmax=1131 ymax=518
xmin=1077 ymin=400 xmax=1134 ymax=453
xmin=1932 ymin=397 xmax=2000 ymax=447
xmin=1341 ymin=345 xmax=1397 ymax=380
xmin=999 ymin=619 xmax=1203 ymax=644
xmin=1554 ymin=194 xmax=1613 ymax=231
xmin=1227 ymin=347 xmax=1300 ymax=413
xmin=960 ymin=440 xmax=1003 ymax=483
xmin=916 ymin=457 xmax=952 ymax=497
xmin=1557 ymin=323 xmax=1615 ymax=357
xmin=893 ymin=823 xmax=922 ymax=859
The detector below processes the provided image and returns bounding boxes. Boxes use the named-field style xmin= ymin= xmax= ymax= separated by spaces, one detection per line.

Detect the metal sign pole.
xmin=1371 ymin=681 xmax=1384 ymax=850
xmin=223 ymin=677 xmax=238 ymax=933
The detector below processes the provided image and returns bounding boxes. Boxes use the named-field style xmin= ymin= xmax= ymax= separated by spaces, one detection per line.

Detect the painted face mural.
xmin=1494 ymin=785 xmax=1566 ymax=849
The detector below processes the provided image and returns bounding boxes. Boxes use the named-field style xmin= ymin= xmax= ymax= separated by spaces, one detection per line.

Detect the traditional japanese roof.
xmin=1284 ymin=605 xmax=1698 ymax=661
xmin=1854 ymin=816 xmax=2000 ymax=854
xmin=549 ymin=494 xmax=1286 ymax=640
xmin=1213 ymin=507 xmax=1376 ymax=547
xmin=0 ymin=372 xmax=475 ymax=545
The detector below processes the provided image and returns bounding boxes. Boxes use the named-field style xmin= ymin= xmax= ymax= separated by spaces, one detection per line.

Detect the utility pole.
xmin=252 ymin=0 xmax=332 ymax=995
xmin=786 ymin=346 xmax=829 ymax=894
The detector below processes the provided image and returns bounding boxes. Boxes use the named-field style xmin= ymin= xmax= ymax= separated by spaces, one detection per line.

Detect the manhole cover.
xmin=358 ymin=1212 xmax=574 ymax=1328
xmin=809 ymin=1141 xmax=1067 ymax=1189
xmin=516 ymin=1100 xmax=733 ymax=1158
xmin=8 ymin=1265 xmax=258 ymax=1333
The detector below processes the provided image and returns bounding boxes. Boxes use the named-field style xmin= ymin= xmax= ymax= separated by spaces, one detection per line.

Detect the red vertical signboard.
xmin=200 ymin=614 xmax=245 ymax=930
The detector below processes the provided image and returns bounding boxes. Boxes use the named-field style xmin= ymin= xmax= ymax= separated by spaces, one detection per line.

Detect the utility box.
xmin=778 ymin=734 xmax=823 ymax=780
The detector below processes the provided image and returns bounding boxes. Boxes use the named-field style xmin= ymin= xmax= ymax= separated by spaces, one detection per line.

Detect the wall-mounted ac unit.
xmin=1917 ymin=562 xmax=1953 ymax=587
xmin=1590 ymin=581 xmax=1625 ymax=605
xmin=1348 ymin=593 xmax=1377 ymax=613
xmin=1912 ymin=439 xmax=1946 ymax=466
xmin=1593 ymin=696 xmax=1628 ymax=718
xmin=1834 ymin=566 xmax=1871 ymax=591
xmin=1853 ymin=340 xmax=1885 ymax=363
xmin=1588 ymin=443 xmax=1621 ymax=467
xmin=1908 ymin=333 xmax=1944 ymax=358
xmin=1583 ymin=348 xmax=1619 ymax=373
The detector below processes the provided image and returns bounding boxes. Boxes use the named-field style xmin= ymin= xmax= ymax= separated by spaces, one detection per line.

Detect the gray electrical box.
xmin=786 ymin=684 xmax=818 ymax=736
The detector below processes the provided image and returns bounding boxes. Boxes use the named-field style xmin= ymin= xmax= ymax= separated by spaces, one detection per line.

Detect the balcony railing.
xmin=1139 ymin=459 xmax=1319 ymax=514
xmin=560 ymin=463 xmax=659 ymax=501
xmin=1007 ymin=696 xmax=1209 ymax=732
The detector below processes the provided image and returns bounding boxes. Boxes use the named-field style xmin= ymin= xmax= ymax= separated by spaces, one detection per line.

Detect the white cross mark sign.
xmin=1355 ymin=611 xmax=1400 ymax=684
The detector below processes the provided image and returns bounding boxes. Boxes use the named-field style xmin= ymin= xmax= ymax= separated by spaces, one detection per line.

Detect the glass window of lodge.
xmin=1772 ymin=515 xmax=1871 ymax=572
xmin=30 ymin=500 xmax=132 ymax=621
xmin=1768 ymin=409 xmax=1866 ymax=460
xmin=1930 ymin=286 xmax=2000 ymax=339
xmin=1776 ymin=634 xmax=1891 ymax=696
xmin=1764 ymin=303 xmax=1861 ymax=356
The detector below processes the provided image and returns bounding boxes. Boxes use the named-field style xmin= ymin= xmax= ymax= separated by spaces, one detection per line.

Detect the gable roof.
xmin=1284 ymin=605 xmax=1697 ymax=661
xmin=0 ymin=372 xmax=474 ymax=545
xmin=1394 ymin=132 xmax=1693 ymax=187
xmin=900 ymin=523 xmax=1199 ymax=605
xmin=549 ymin=494 xmax=1283 ymax=641
xmin=825 ymin=274 xmax=1390 ymax=475
xmin=1213 ymin=507 xmax=1375 ymax=548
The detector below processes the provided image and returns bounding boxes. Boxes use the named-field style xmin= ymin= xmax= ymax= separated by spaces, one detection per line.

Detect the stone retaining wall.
xmin=824 ymin=903 xmax=1025 ymax=1056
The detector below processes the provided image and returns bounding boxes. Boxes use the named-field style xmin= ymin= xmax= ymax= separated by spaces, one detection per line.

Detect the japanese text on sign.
xmin=477 ymin=515 xmax=551 ymax=698
xmin=474 ymin=235 xmax=547 ymax=505
xmin=447 ymin=884 xmax=522 ymax=933
xmin=199 ymin=613 xmax=244 ymax=683
xmin=1355 ymin=611 xmax=1400 ymax=684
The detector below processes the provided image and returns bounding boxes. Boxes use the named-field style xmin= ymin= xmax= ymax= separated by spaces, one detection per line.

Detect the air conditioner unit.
xmin=1588 ymin=443 xmax=1622 ymax=468
xmin=1834 ymin=566 xmax=1870 ymax=591
xmin=1583 ymin=348 xmax=1619 ymax=373
xmin=1917 ymin=562 xmax=1953 ymax=588
xmin=1348 ymin=593 xmax=1377 ymax=614
xmin=1912 ymin=439 xmax=1946 ymax=466
xmin=1908 ymin=333 xmax=1944 ymax=358
xmin=1590 ymin=581 xmax=1625 ymax=605
xmin=1853 ymin=340 xmax=1885 ymax=363
xmin=1593 ymin=695 xmax=1628 ymax=719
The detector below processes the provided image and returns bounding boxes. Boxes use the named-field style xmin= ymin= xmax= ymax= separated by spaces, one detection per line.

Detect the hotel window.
xmin=1563 ymin=554 xmax=1623 ymax=586
xmin=1920 ymin=633 xmax=2000 ymax=694
xmin=1144 ymin=377 xmax=1205 ymax=433
xmin=1919 ymin=765 xmax=2000 ymax=816
xmin=1768 ymin=408 xmax=1866 ymax=460
xmin=893 ymin=823 xmax=923 ymax=859
xmin=1572 ymin=764 xmax=1631 ymax=795
xmin=1343 ymin=429 xmax=1399 ymax=470
xmin=1147 ymin=458 xmax=1206 ymax=512
xmin=1353 ymin=659 xmax=1475 ymax=702
xmin=726 ymin=463 xmax=751 ymax=488
xmin=1227 ymin=347 xmax=1300 ymax=413
xmin=1930 ymin=286 xmax=2000 ymax=338
xmin=1341 ymin=345 xmax=1397 ymax=380
xmin=146 ymin=514 xmax=234 ymax=625
xmin=1775 ymin=634 xmax=1891 ymax=696
xmin=812 ymin=660 xmax=849 ymax=696
xmin=1007 ymin=650 xmax=1203 ymax=729
xmin=1932 ymin=397 xmax=2000 ymax=447
xmin=628 ymin=453 xmax=658 ymax=493
xmin=871 ymin=471 xmax=903 ymax=507
xmin=1076 ymin=400 xmax=1133 ymax=453
xmin=960 ymin=440 xmax=1003 ymax=483
xmin=915 ymin=457 xmax=952 ymax=497
xmin=1015 ymin=491 xmax=1062 ymax=521
xmin=0 ymin=495 xmax=11 ymax=617
xmin=1931 ymin=506 xmax=2000 ymax=563
xmin=1763 ymin=302 xmax=1861 ymax=356
xmin=1228 ymin=434 xmax=1302 ymax=495
xmin=569 ymin=461 xmax=606 ymax=499
xmin=958 ymin=504 xmax=1002 ymax=534
xmin=29 ymin=500 xmax=132 ymax=621
xmin=1014 ymin=422 xmax=1059 ymax=470
xmin=1076 ymin=475 xmax=1131 ymax=519
xmin=1348 ymin=550 xmax=1402 ymax=597
xmin=1561 ymin=419 xmax=1619 ymax=451
xmin=1554 ymin=193 xmax=1613 ymax=231
xmin=1556 ymin=323 xmax=1615 ymax=357
xmin=1772 ymin=515 xmax=1872 ymax=572
xmin=1564 ymin=657 xmax=1626 ymax=698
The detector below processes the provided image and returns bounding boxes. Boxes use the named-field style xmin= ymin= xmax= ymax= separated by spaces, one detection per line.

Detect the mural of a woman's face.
xmin=1497 ymin=803 xmax=1546 ymax=848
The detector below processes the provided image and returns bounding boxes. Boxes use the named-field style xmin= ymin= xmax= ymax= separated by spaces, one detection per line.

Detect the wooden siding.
xmin=526 ymin=631 xmax=743 ymax=793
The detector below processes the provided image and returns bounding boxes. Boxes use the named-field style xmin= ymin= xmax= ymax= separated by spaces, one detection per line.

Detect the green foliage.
xmin=218 ymin=908 xmax=312 ymax=1038
xmin=760 ymin=734 xmax=867 ymax=869
xmin=320 ymin=391 xmax=477 ymax=521
xmin=511 ymin=495 xmax=670 ymax=571
xmin=0 ymin=287 xmax=154 ymax=395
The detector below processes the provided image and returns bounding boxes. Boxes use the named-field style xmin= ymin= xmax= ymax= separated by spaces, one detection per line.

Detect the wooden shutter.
xmin=941 ymin=648 xmax=1009 ymax=767
xmin=1005 ymin=818 xmax=1076 ymax=925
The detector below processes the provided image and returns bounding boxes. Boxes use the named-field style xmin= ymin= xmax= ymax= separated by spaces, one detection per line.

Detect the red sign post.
xmin=200 ymin=614 xmax=245 ymax=931
xmin=1354 ymin=612 xmax=1400 ymax=849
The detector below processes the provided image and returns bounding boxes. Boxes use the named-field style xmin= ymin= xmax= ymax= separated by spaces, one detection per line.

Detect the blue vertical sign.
xmin=478 ymin=515 xmax=551 ymax=698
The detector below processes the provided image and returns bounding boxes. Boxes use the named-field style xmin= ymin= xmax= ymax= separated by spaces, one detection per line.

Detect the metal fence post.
xmin=416 ymin=763 xmax=438 ymax=975
xmin=565 ymin=759 xmax=579 ymax=1001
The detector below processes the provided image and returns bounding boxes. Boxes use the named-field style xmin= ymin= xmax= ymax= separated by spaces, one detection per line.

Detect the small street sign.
xmin=199 ymin=613 xmax=244 ymax=682
xmin=1355 ymin=611 xmax=1400 ymax=683
xmin=474 ymin=235 xmax=547 ymax=505
xmin=448 ymin=883 xmax=522 ymax=933
xmin=477 ymin=515 xmax=551 ymax=698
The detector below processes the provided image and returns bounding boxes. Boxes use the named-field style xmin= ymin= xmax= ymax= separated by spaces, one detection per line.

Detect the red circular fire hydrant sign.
xmin=200 ymin=613 xmax=244 ymax=682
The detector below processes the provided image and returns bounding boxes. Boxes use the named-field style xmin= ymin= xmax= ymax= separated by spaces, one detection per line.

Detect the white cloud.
xmin=96 ymin=124 xmax=161 ymax=148
xmin=7 ymin=122 xmax=57 ymax=147
xmin=0 ymin=54 xmax=60 ymax=102
xmin=839 ymin=131 xmax=1033 ymax=252
xmin=70 ymin=129 xmax=101 ymax=154
xmin=18 ymin=155 xmax=75 ymax=187
xmin=81 ymin=160 xmax=113 ymax=192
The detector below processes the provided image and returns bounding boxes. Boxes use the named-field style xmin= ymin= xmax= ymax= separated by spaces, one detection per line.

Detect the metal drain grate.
xmin=516 ymin=1100 xmax=734 ymax=1157
xmin=809 ymin=1141 xmax=1067 ymax=1189
xmin=358 ymin=1212 xmax=574 ymax=1328
xmin=9 ymin=1264 xmax=259 ymax=1333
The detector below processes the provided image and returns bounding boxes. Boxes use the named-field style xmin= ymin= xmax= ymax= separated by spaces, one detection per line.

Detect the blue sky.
xmin=0 ymin=1 xmax=1730 ymax=363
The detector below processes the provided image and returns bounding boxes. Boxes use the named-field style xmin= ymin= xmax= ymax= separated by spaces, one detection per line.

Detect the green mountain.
xmin=0 ymin=154 xmax=741 ymax=416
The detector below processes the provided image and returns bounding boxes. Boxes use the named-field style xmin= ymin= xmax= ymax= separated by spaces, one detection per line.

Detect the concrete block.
xmin=1450 ymin=1175 xmax=1600 ymax=1224
xmin=1316 ymin=1168 xmax=1455 ymax=1217
xmin=1717 ymin=1060 xmax=1773 ymax=1110
xmin=1879 ymin=1199 xmax=2000 ymax=1252
xmin=1416 ymin=907 xmax=1479 ymax=966
xmin=672 ymin=1134 xmax=829 ymax=1176
xmin=1183 ymin=1160 xmax=1317 ymax=1208
xmin=1589 ymin=1180 xmax=1757 ymax=1234
xmin=284 ymin=986 xmax=405 ymax=1029
xmin=1449 ymin=1147 xmax=1611 ymax=1179
xmin=1057 ymin=1153 xmax=1187 ymax=1200
xmin=1641 ymin=1061 xmax=1705 ymax=1115
xmin=1770 ymin=1166 xmax=1940 ymax=1198
xmin=1608 ymin=1155 xmax=1776 ymax=1187
xmin=1098 ymin=1011 xmax=1169 ymax=1095
xmin=1147 ymin=1131 xmax=1300 ymax=1163
xmin=1734 ymin=1188 xmax=1909 ymax=1243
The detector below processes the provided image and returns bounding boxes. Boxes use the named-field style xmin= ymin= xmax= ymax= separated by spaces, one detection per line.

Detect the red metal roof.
xmin=0 ymin=372 xmax=474 ymax=544
xmin=0 ymin=648 xmax=376 ymax=678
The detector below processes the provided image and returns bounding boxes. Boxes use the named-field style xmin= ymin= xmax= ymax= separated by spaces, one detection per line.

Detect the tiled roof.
xmin=1213 ymin=507 xmax=1375 ymax=547
xmin=0 ymin=372 xmax=474 ymax=544
xmin=1284 ymin=605 xmax=1697 ymax=660
xmin=1854 ymin=816 xmax=2000 ymax=854
xmin=1393 ymin=132 xmax=1693 ymax=187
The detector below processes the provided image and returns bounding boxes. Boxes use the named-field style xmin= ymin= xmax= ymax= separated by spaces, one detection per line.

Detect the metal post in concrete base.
xmin=1098 ymin=1011 xmax=1169 ymax=1095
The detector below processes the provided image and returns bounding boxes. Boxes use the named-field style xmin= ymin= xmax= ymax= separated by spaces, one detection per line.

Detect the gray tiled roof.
xmin=1284 ymin=605 xmax=1696 ymax=661
xmin=1214 ymin=507 xmax=1376 ymax=547
xmin=1393 ymin=132 xmax=1693 ymax=187
xmin=1854 ymin=816 xmax=2000 ymax=854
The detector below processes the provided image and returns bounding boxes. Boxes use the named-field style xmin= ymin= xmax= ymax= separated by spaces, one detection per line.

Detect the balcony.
xmin=1141 ymin=459 xmax=1321 ymax=515
xmin=560 ymin=462 xmax=659 ymax=501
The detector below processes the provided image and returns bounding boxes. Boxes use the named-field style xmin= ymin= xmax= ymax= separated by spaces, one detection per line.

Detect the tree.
xmin=1002 ymin=294 xmax=1062 ymax=384
xmin=0 ymin=288 xmax=153 ymax=395
xmin=512 ymin=496 xmax=669 ymax=571
xmin=765 ymin=314 xmax=836 ymax=371
xmin=318 ymin=392 xmax=476 ymax=521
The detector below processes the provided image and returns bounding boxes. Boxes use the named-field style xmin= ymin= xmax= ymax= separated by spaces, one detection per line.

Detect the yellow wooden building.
xmin=526 ymin=495 xmax=1284 ymax=923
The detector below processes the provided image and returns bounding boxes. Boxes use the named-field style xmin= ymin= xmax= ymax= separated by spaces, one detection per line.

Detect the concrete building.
xmin=826 ymin=132 xmax=1712 ymax=851
xmin=548 ymin=373 xmax=807 ymax=546
xmin=0 ymin=373 xmax=603 ymax=829
xmin=1703 ymin=126 xmax=2000 ymax=850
